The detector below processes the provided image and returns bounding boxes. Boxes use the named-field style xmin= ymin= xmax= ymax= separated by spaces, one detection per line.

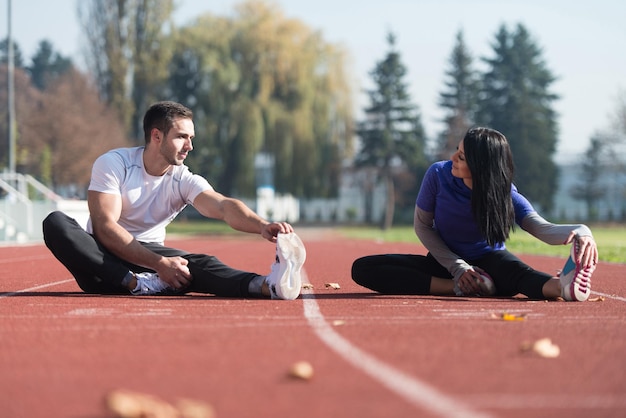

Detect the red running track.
xmin=1 ymin=229 xmax=625 ymax=418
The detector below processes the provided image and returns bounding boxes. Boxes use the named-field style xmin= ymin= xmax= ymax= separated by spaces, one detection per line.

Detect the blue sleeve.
xmin=512 ymin=185 xmax=536 ymax=225
xmin=416 ymin=163 xmax=439 ymax=212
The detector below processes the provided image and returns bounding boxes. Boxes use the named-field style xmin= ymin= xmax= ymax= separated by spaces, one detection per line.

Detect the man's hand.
xmin=260 ymin=222 xmax=295 ymax=243
xmin=155 ymin=256 xmax=192 ymax=289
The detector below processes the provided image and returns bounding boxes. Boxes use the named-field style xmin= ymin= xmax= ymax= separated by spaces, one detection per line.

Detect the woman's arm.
xmin=414 ymin=206 xmax=472 ymax=284
xmin=521 ymin=212 xmax=598 ymax=267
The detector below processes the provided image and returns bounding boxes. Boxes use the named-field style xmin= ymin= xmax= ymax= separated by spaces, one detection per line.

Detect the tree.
xmin=355 ymin=32 xmax=428 ymax=229
xmin=569 ymin=135 xmax=608 ymax=221
xmin=167 ymin=0 xmax=353 ymax=198
xmin=78 ymin=0 xmax=174 ymax=140
xmin=27 ymin=40 xmax=73 ymax=90
xmin=436 ymin=30 xmax=480 ymax=161
xmin=14 ymin=67 xmax=130 ymax=189
xmin=0 ymin=38 xmax=25 ymax=68
xmin=477 ymin=24 xmax=559 ymax=212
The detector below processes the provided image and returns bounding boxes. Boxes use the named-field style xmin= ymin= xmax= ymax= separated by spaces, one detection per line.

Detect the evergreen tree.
xmin=570 ymin=135 xmax=608 ymax=221
xmin=356 ymin=32 xmax=428 ymax=229
xmin=0 ymin=38 xmax=25 ymax=68
xmin=477 ymin=24 xmax=559 ymax=212
xmin=28 ymin=40 xmax=73 ymax=90
xmin=436 ymin=30 xmax=480 ymax=161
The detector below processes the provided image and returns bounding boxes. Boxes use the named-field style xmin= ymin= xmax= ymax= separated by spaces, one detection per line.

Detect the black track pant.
xmin=351 ymin=251 xmax=552 ymax=299
xmin=42 ymin=211 xmax=260 ymax=297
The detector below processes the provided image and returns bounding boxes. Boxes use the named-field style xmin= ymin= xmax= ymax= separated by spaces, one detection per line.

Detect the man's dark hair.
xmin=143 ymin=101 xmax=193 ymax=143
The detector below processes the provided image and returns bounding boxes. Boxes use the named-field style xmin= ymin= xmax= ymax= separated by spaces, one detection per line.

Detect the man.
xmin=43 ymin=101 xmax=305 ymax=300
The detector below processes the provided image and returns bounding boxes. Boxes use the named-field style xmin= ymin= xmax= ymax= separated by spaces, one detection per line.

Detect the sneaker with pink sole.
xmin=559 ymin=237 xmax=594 ymax=301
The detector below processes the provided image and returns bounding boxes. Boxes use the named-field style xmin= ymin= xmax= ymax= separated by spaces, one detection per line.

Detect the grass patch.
xmin=338 ymin=225 xmax=626 ymax=264
xmin=167 ymin=219 xmax=239 ymax=236
xmin=167 ymin=220 xmax=625 ymax=264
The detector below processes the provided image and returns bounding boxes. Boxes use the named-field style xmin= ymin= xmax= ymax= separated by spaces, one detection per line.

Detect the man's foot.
xmin=559 ymin=238 xmax=594 ymax=301
xmin=265 ymin=233 xmax=306 ymax=300
xmin=131 ymin=272 xmax=170 ymax=295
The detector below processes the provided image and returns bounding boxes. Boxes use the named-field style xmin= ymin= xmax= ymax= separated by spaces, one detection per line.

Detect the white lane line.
xmin=0 ymin=255 xmax=53 ymax=264
xmin=591 ymin=291 xmax=626 ymax=303
xmin=301 ymin=272 xmax=490 ymax=418
xmin=0 ymin=279 xmax=74 ymax=300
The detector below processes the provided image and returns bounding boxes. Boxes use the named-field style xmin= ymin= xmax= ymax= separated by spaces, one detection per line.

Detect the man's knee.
xmin=42 ymin=211 xmax=68 ymax=235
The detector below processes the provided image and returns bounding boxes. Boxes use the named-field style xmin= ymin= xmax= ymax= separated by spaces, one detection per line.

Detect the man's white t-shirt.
xmin=87 ymin=147 xmax=212 ymax=244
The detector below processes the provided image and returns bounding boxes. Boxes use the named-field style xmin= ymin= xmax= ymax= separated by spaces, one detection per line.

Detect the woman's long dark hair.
xmin=463 ymin=127 xmax=515 ymax=246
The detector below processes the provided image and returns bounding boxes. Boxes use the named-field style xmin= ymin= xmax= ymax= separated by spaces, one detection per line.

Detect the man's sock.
xmin=248 ymin=275 xmax=266 ymax=295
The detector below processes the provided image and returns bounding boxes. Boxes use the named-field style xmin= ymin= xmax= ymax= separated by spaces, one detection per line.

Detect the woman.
xmin=351 ymin=127 xmax=597 ymax=301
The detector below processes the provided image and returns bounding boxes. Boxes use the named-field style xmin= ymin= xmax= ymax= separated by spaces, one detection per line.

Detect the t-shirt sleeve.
xmin=416 ymin=163 xmax=438 ymax=211
xmin=88 ymin=151 xmax=125 ymax=195
xmin=179 ymin=170 xmax=214 ymax=205
xmin=512 ymin=185 xmax=536 ymax=225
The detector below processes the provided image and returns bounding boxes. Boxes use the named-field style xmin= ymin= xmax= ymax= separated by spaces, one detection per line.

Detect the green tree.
xmin=436 ymin=30 xmax=480 ymax=161
xmin=78 ymin=0 xmax=174 ymax=140
xmin=477 ymin=24 xmax=559 ymax=212
xmin=27 ymin=40 xmax=73 ymax=90
xmin=356 ymin=32 xmax=428 ymax=229
xmin=569 ymin=135 xmax=608 ymax=221
xmin=0 ymin=38 xmax=25 ymax=68
xmin=167 ymin=0 xmax=352 ymax=198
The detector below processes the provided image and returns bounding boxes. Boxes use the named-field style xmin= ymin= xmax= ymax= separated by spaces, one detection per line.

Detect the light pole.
xmin=7 ymin=0 xmax=16 ymax=175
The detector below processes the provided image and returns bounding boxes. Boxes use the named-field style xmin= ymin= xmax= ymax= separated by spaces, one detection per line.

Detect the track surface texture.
xmin=1 ymin=228 xmax=625 ymax=418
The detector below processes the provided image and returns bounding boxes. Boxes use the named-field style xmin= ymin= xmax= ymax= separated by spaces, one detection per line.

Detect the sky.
xmin=2 ymin=0 xmax=625 ymax=159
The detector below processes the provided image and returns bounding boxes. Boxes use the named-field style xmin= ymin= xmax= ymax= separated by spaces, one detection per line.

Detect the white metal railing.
xmin=0 ymin=172 xmax=86 ymax=243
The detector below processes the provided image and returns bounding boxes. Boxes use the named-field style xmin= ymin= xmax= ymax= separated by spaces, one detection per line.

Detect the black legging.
xmin=352 ymin=251 xmax=552 ymax=299
xmin=42 ymin=211 xmax=259 ymax=296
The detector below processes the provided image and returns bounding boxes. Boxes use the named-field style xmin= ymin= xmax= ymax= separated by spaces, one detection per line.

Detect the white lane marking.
xmin=0 ymin=255 xmax=53 ymax=264
xmin=0 ymin=279 xmax=74 ymax=300
xmin=301 ymin=271 xmax=490 ymax=418
xmin=591 ymin=291 xmax=626 ymax=302
xmin=462 ymin=394 xmax=626 ymax=408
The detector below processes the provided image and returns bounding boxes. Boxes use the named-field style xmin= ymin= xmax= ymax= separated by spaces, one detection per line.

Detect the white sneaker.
xmin=265 ymin=233 xmax=306 ymax=300
xmin=559 ymin=238 xmax=594 ymax=301
xmin=131 ymin=272 xmax=170 ymax=295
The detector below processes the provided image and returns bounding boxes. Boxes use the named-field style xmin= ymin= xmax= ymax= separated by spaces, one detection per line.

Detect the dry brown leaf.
xmin=521 ymin=338 xmax=560 ymax=358
xmin=500 ymin=312 xmax=527 ymax=321
xmin=105 ymin=390 xmax=215 ymax=418
xmin=176 ymin=398 xmax=215 ymax=418
xmin=332 ymin=320 xmax=346 ymax=326
xmin=588 ymin=296 xmax=605 ymax=302
xmin=325 ymin=282 xmax=341 ymax=289
xmin=288 ymin=361 xmax=314 ymax=380
xmin=105 ymin=389 xmax=179 ymax=418
xmin=301 ymin=283 xmax=314 ymax=290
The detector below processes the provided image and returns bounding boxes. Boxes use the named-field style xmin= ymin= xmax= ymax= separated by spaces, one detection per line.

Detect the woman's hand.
xmin=565 ymin=232 xmax=598 ymax=269
xmin=457 ymin=268 xmax=484 ymax=295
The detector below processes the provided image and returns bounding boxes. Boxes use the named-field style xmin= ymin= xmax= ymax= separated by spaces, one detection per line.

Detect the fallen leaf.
xmin=325 ymin=283 xmax=341 ymax=289
xmin=302 ymin=283 xmax=314 ymax=290
xmin=105 ymin=390 xmax=215 ymax=418
xmin=500 ymin=312 xmax=526 ymax=321
xmin=588 ymin=296 xmax=605 ymax=302
xmin=532 ymin=338 xmax=560 ymax=358
xmin=332 ymin=320 xmax=346 ymax=326
xmin=176 ymin=398 xmax=215 ymax=418
xmin=288 ymin=361 xmax=314 ymax=380
xmin=105 ymin=389 xmax=179 ymax=418
xmin=521 ymin=338 xmax=560 ymax=358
